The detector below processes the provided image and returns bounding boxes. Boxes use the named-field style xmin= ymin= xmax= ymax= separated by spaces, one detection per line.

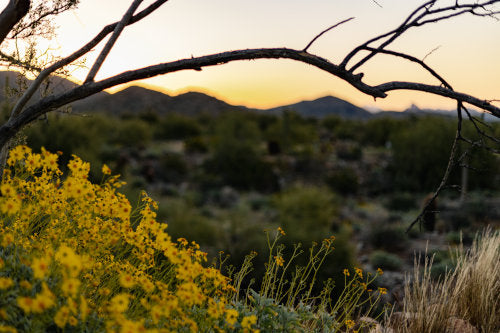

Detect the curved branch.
xmin=1 ymin=47 xmax=500 ymax=150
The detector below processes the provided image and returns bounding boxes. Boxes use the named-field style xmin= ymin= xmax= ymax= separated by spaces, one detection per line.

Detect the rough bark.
xmin=0 ymin=0 xmax=30 ymax=46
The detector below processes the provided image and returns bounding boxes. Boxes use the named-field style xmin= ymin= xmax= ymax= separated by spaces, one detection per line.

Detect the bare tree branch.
xmin=407 ymin=126 xmax=460 ymax=233
xmin=9 ymin=0 xmax=169 ymax=118
xmin=1 ymin=47 xmax=500 ymax=151
xmin=84 ymin=0 xmax=144 ymax=83
xmin=0 ymin=50 xmax=43 ymax=72
xmin=361 ymin=46 xmax=452 ymax=89
xmin=303 ymin=17 xmax=354 ymax=53
xmin=341 ymin=0 xmax=500 ymax=73
xmin=0 ymin=0 xmax=30 ymax=46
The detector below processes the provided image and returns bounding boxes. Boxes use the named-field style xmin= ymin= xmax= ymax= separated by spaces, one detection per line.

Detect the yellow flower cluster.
xmin=0 ymin=146 xmax=259 ymax=332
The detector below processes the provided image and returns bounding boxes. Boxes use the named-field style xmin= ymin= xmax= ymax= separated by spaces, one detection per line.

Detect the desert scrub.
xmin=0 ymin=146 xmax=389 ymax=332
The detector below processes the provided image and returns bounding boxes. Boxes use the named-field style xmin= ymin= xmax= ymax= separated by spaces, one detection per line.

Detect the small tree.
xmin=0 ymin=0 xmax=499 ymax=230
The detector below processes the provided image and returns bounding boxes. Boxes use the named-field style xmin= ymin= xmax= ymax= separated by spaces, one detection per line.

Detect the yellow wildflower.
xmin=241 ymin=315 xmax=258 ymax=329
xmin=1 ymin=197 xmax=21 ymax=215
xmin=7 ymin=145 xmax=29 ymax=165
xmin=225 ymin=308 xmax=239 ymax=326
xmin=378 ymin=287 xmax=387 ymax=295
xmin=0 ymin=277 xmax=13 ymax=290
xmin=355 ymin=267 xmax=363 ymax=278
xmin=377 ymin=267 xmax=383 ymax=275
xmin=1 ymin=233 xmax=14 ymax=247
xmin=109 ymin=293 xmax=130 ymax=313
xmin=277 ymin=227 xmax=285 ymax=235
xmin=343 ymin=269 xmax=350 ymax=276
xmin=19 ymin=281 xmax=32 ymax=290
xmin=31 ymin=257 xmax=51 ymax=279
xmin=345 ymin=319 xmax=355 ymax=329
xmin=275 ymin=255 xmax=284 ymax=267
xmin=25 ymin=153 xmax=42 ymax=171
xmin=61 ymin=278 xmax=81 ymax=297
xmin=0 ymin=325 xmax=16 ymax=333
xmin=102 ymin=164 xmax=111 ymax=175
xmin=119 ymin=273 xmax=135 ymax=288
xmin=0 ymin=308 xmax=7 ymax=320
xmin=80 ymin=296 xmax=89 ymax=321
xmin=17 ymin=297 xmax=34 ymax=313
xmin=32 ymin=292 xmax=55 ymax=313
xmin=0 ymin=183 xmax=16 ymax=197
xmin=54 ymin=306 xmax=70 ymax=328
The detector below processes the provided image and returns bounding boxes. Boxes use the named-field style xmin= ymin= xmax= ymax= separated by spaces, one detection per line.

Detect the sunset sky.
xmin=4 ymin=0 xmax=500 ymax=111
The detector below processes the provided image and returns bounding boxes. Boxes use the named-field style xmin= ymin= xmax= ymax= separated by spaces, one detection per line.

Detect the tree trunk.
xmin=0 ymin=0 xmax=31 ymax=46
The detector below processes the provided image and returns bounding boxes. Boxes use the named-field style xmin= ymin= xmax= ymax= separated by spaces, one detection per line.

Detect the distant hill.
xmin=72 ymin=86 xmax=244 ymax=116
xmin=0 ymin=71 xmax=77 ymax=102
xmin=265 ymin=96 xmax=372 ymax=119
xmin=1 ymin=71 xmax=496 ymax=121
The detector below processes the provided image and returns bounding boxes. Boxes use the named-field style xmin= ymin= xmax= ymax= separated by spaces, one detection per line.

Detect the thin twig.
xmin=362 ymin=46 xmax=452 ymax=89
xmin=85 ymin=0 xmax=144 ymax=83
xmin=422 ymin=45 xmax=441 ymax=62
xmin=303 ymin=17 xmax=354 ymax=52
xmin=407 ymin=129 xmax=460 ymax=232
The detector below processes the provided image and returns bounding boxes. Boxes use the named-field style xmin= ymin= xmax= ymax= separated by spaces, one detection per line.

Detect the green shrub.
xmin=446 ymin=231 xmax=473 ymax=246
xmin=273 ymin=185 xmax=339 ymax=242
xmin=386 ymin=192 xmax=416 ymax=211
xmin=111 ymin=118 xmax=152 ymax=147
xmin=157 ymin=153 xmax=188 ymax=183
xmin=368 ymin=225 xmax=408 ymax=252
xmin=326 ymin=167 xmax=359 ymax=195
xmin=370 ymin=250 xmax=403 ymax=271
xmin=155 ymin=114 xmax=201 ymax=140
xmin=336 ymin=143 xmax=362 ymax=161
xmin=389 ymin=116 xmax=456 ymax=191
xmin=184 ymin=136 xmax=208 ymax=153
xmin=430 ymin=260 xmax=456 ymax=280
xmin=203 ymin=143 xmax=278 ymax=192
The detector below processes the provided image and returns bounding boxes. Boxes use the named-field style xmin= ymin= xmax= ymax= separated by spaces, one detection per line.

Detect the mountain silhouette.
xmin=265 ymin=95 xmax=371 ymax=119
xmin=2 ymin=71 xmax=495 ymax=120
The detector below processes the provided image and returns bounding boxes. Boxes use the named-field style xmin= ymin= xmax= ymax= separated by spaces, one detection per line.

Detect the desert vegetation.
xmin=0 ymin=146 xmax=497 ymax=332
xmin=1 ymin=0 xmax=499 ymax=331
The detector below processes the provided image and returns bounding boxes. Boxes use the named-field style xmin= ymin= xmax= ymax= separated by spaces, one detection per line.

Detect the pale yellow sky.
xmin=3 ymin=0 xmax=500 ymax=110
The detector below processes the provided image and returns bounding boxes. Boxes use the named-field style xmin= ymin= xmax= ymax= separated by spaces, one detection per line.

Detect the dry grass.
xmin=388 ymin=227 xmax=500 ymax=333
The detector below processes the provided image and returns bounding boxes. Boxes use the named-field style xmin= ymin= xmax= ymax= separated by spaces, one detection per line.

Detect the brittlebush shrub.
xmin=0 ymin=146 xmax=389 ymax=332
xmin=0 ymin=146 xmax=253 ymax=332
